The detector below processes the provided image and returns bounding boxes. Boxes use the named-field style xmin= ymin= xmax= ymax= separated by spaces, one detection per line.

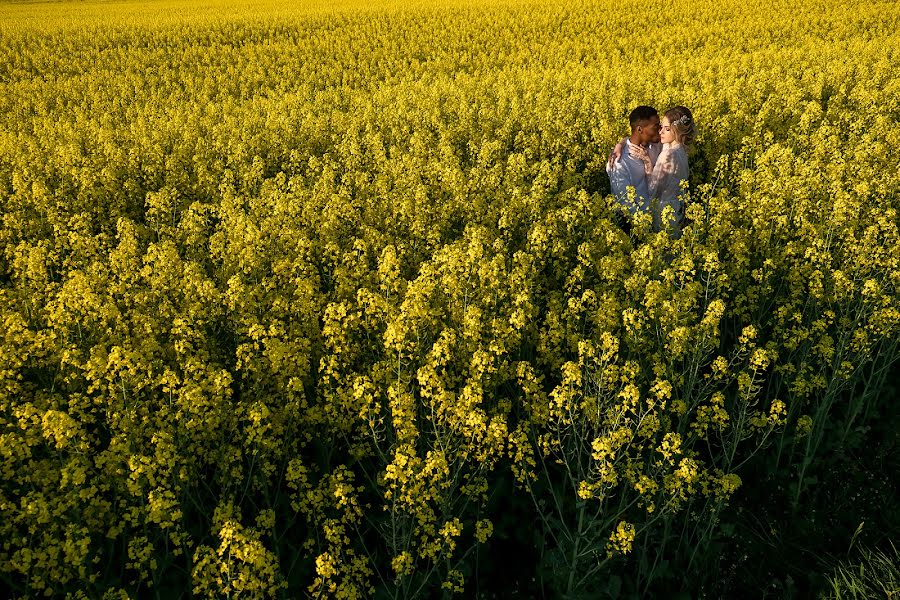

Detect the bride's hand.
xmin=607 ymin=139 xmax=625 ymax=168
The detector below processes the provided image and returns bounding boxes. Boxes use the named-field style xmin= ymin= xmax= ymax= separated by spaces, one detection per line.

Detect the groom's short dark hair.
xmin=629 ymin=105 xmax=658 ymax=128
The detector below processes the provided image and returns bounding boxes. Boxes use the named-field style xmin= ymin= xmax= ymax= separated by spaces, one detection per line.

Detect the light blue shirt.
xmin=606 ymin=141 xmax=661 ymax=215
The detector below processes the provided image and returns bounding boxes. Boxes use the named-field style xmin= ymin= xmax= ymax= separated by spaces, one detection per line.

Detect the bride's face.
xmin=659 ymin=117 xmax=676 ymax=144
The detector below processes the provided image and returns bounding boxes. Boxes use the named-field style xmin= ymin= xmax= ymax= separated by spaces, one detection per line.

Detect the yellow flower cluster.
xmin=607 ymin=521 xmax=636 ymax=557
xmin=0 ymin=0 xmax=898 ymax=596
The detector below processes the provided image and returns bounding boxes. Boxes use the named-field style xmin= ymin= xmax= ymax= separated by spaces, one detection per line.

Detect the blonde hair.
xmin=664 ymin=106 xmax=697 ymax=146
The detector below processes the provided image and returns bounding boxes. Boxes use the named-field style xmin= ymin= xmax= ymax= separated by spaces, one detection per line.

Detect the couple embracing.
xmin=606 ymin=105 xmax=696 ymax=237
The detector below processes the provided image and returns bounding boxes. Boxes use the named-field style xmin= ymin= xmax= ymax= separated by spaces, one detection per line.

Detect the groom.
xmin=606 ymin=105 xmax=662 ymax=216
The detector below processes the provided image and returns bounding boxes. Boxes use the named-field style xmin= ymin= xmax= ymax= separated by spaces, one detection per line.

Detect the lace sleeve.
xmin=649 ymin=150 xmax=676 ymax=200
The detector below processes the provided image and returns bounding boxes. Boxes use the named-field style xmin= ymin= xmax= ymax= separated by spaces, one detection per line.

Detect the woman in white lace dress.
xmin=649 ymin=106 xmax=696 ymax=236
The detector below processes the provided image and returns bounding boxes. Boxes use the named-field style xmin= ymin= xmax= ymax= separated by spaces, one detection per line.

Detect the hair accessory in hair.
xmin=676 ymin=115 xmax=692 ymax=126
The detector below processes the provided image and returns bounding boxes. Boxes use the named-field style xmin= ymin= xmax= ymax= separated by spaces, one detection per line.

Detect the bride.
xmin=650 ymin=106 xmax=696 ymax=236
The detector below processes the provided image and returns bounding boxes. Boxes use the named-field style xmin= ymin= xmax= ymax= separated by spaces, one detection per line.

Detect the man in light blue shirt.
xmin=606 ymin=106 xmax=662 ymax=216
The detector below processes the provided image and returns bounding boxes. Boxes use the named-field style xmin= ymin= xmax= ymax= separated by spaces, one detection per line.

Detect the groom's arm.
xmin=606 ymin=154 xmax=632 ymax=206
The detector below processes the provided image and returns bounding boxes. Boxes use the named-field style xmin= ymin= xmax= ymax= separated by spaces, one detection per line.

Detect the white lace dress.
xmin=648 ymin=142 xmax=689 ymax=234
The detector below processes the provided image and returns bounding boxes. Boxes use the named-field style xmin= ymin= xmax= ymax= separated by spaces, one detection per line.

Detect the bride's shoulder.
xmin=667 ymin=142 xmax=688 ymax=156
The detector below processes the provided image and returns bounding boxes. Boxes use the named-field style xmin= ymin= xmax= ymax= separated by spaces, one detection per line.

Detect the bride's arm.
xmin=648 ymin=150 xmax=675 ymax=199
xmin=607 ymin=137 xmax=627 ymax=168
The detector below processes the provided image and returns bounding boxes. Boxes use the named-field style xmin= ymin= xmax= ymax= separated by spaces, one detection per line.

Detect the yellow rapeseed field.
xmin=1 ymin=0 xmax=898 ymax=597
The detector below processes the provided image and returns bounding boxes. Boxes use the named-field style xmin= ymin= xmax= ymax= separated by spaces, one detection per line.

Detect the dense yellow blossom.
xmin=607 ymin=521 xmax=636 ymax=557
xmin=1 ymin=0 xmax=898 ymax=596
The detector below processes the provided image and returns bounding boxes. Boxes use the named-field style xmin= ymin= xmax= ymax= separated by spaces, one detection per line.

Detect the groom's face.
xmin=636 ymin=116 xmax=661 ymax=145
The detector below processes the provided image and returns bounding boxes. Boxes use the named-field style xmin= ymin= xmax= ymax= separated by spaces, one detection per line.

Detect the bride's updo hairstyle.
xmin=664 ymin=106 xmax=697 ymax=147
